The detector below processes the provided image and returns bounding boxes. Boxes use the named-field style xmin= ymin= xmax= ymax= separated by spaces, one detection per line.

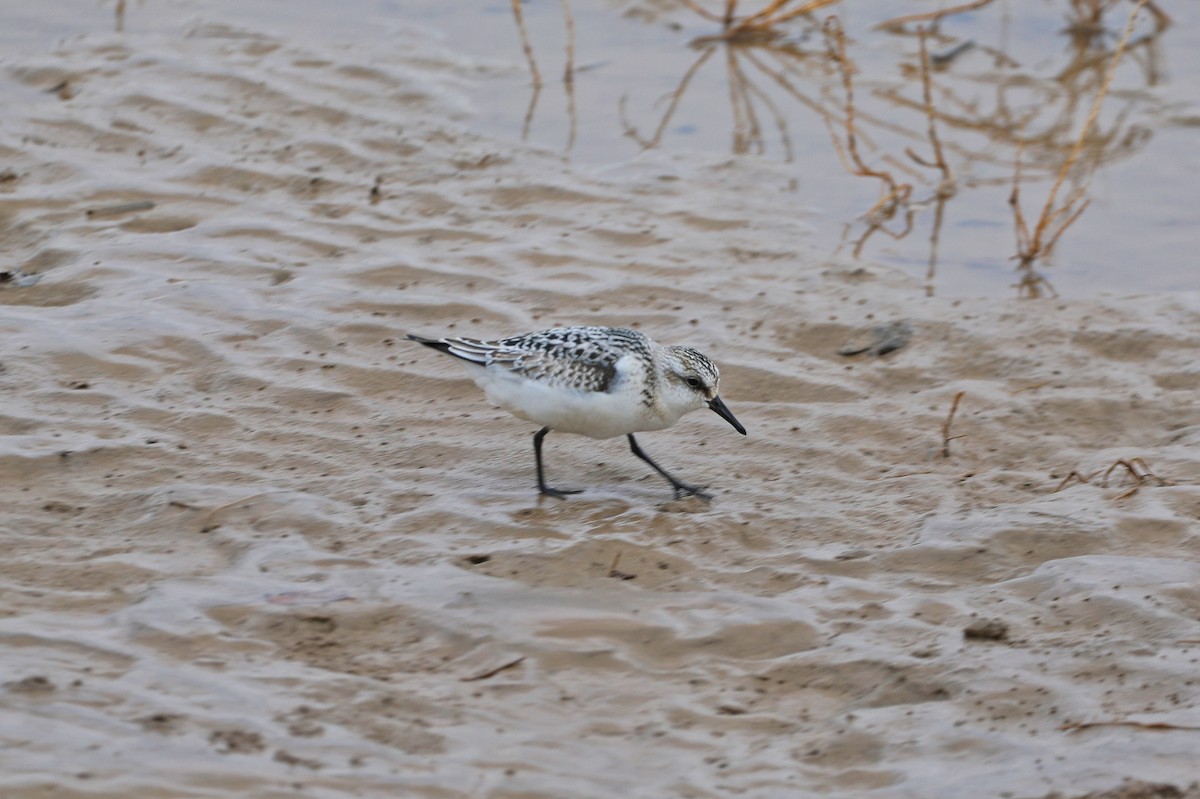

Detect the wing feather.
xmin=409 ymin=328 xmax=634 ymax=393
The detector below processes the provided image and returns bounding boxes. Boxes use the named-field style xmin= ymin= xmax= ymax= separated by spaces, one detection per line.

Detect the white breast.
xmin=460 ymin=355 xmax=672 ymax=439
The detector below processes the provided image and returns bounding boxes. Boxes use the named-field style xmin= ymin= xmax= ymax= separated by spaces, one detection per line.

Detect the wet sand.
xmin=2 ymin=18 xmax=1200 ymax=799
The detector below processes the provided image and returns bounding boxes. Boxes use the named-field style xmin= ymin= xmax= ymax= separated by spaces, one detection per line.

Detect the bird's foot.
xmin=539 ymin=484 xmax=583 ymax=500
xmin=671 ymin=482 xmax=713 ymax=501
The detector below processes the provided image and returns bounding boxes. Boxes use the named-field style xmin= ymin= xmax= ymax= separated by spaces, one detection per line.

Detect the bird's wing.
xmin=439 ymin=333 xmax=622 ymax=393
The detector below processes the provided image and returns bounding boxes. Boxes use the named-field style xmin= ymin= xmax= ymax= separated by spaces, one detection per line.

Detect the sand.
xmin=2 ymin=17 xmax=1200 ymax=799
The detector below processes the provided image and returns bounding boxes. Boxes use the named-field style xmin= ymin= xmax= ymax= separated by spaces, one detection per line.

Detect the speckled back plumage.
xmin=433 ymin=326 xmax=652 ymax=394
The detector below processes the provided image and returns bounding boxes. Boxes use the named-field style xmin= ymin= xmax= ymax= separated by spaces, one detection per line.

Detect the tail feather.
xmin=407 ymin=333 xmax=452 ymax=354
xmin=407 ymin=333 xmax=492 ymax=365
xmin=408 ymin=331 xmax=453 ymax=352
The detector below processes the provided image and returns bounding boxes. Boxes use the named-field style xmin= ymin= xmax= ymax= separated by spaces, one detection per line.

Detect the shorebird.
xmin=408 ymin=326 xmax=746 ymax=499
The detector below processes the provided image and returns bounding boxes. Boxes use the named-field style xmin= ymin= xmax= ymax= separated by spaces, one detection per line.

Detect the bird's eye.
xmin=685 ymin=377 xmax=703 ymax=389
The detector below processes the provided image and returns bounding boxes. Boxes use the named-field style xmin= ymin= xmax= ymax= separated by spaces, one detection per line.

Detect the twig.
xmin=85 ymin=200 xmax=155 ymax=217
xmin=561 ymin=0 xmax=575 ymax=84
xmin=940 ymin=391 xmax=966 ymax=458
xmin=1103 ymin=457 xmax=1174 ymax=498
xmin=1009 ymin=382 xmax=1050 ymax=395
xmin=1013 ymin=269 xmax=1059 ymax=299
xmin=732 ymin=0 xmax=840 ymax=35
xmin=1010 ymin=142 xmax=1030 ymax=254
xmin=1013 ymin=0 xmax=1148 ymax=270
xmin=520 ymin=83 xmax=542 ymax=141
xmin=460 ymin=656 xmax=526 ymax=682
xmin=561 ymin=0 xmax=577 ymax=151
xmin=510 ymin=0 xmax=542 ymax=87
xmin=727 ymin=45 xmax=751 ymax=152
xmin=823 ymin=17 xmax=910 ymax=215
xmin=735 ymin=52 xmax=795 ymax=160
xmin=619 ymin=46 xmax=718 ymax=149
xmin=1141 ymin=0 xmax=1171 ymax=30
xmin=684 ymin=0 xmax=841 ymax=40
xmin=1053 ymin=457 xmax=1173 ymax=498
xmin=1103 ymin=457 xmax=1173 ymax=485
xmin=1062 ymin=719 xmax=1200 ymax=733
xmin=1054 ymin=469 xmax=1101 ymax=493
xmin=724 ymin=0 xmax=738 ymax=27
xmin=913 ymin=29 xmax=951 ymax=183
xmin=608 ymin=552 xmax=636 ymax=580
xmin=680 ymin=0 xmax=726 ymax=24
xmin=877 ymin=0 xmax=995 ymax=31
xmin=924 ymin=190 xmax=948 ymax=297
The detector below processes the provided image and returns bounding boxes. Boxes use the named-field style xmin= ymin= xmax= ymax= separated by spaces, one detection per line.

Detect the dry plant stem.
xmin=561 ymin=0 xmax=576 ymax=84
xmin=925 ymin=193 xmax=948 ymax=296
xmin=564 ymin=81 xmax=577 ymax=151
xmin=733 ymin=0 xmax=841 ymax=33
xmin=607 ymin=551 xmax=636 ymax=580
xmin=1062 ymin=720 xmax=1200 ymax=733
xmin=683 ymin=0 xmax=841 ymax=37
xmin=1009 ymin=143 xmax=1030 ymax=253
xmin=726 ymin=45 xmax=749 ymax=150
xmin=940 ymin=390 xmax=966 ymax=458
xmin=1054 ymin=469 xmax=1100 ymax=492
xmin=825 ymin=26 xmax=950 ymax=255
xmin=1053 ymin=457 xmax=1173 ymax=496
xmin=510 ymin=0 xmax=542 ymax=87
xmin=460 ymin=656 xmax=526 ymax=682
xmin=681 ymin=0 xmax=725 ymax=24
xmin=1102 ymin=457 xmax=1173 ymax=487
xmin=561 ymin=0 xmax=577 ymax=151
xmin=872 ymin=0 xmax=1165 ymax=34
xmin=746 ymin=48 xmax=837 ymax=131
xmin=1141 ymin=0 xmax=1171 ymax=29
xmin=755 ymin=0 xmax=841 ymax=28
xmin=881 ymin=152 xmax=926 ymax=183
xmin=1018 ymin=0 xmax=1148 ymax=266
xmin=1036 ymin=0 xmax=1147 ymax=226
xmin=877 ymin=0 xmax=994 ymax=30
xmin=619 ymin=46 xmax=718 ymax=149
xmin=823 ymin=17 xmax=908 ymax=211
xmin=738 ymin=54 xmax=795 ymax=160
xmin=521 ymin=83 xmax=542 ymax=140
xmin=1067 ymin=0 xmax=1171 ymax=32
xmin=86 ymin=200 xmax=155 ymax=217
xmin=907 ymin=28 xmax=953 ymax=289
xmin=1009 ymin=152 xmax=1059 ymax=299
xmin=850 ymin=202 xmax=914 ymax=259
xmin=1015 ymin=271 xmax=1059 ymax=299
xmin=913 ymin=29 xmax=951 ymax=183
xmin=728 ymin=48 xmax=771 ymax=154
xmin=739 ymin=0 xmax=794 ymax=27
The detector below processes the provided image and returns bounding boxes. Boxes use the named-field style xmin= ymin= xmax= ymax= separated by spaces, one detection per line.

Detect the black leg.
xmin=533 ymin=427 xmax=582 ymax=499
xmin=627 ymin=434 xmax=712 ymax=500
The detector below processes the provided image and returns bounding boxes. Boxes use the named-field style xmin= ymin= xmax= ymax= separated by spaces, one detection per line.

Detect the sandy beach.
xmin=2 ymin=9 xmax=1200 ymax=799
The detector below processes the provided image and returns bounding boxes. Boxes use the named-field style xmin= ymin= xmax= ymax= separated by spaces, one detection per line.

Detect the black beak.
xmin=708 ymin=396 xmax=747 ymax=435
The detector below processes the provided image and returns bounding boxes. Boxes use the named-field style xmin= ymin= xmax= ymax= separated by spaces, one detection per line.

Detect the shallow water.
xmin=2 ymin=3 xmax=1200 ymax=798
xmin=7 ymin=0 xmax=1197 ymax=296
